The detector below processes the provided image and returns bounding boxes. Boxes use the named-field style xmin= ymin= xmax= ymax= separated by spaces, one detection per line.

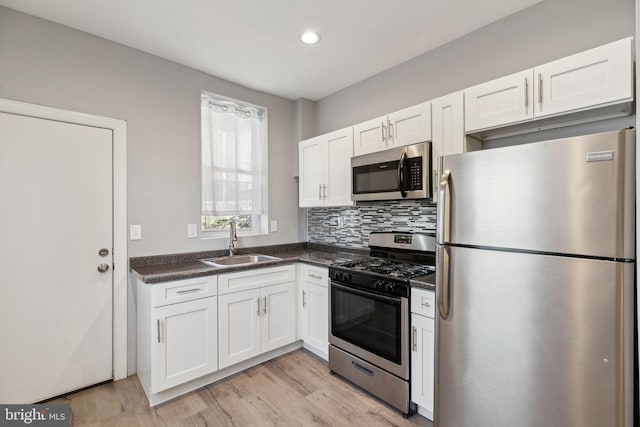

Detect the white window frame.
xmin=200 ymin=92 xmax=269 ymax=237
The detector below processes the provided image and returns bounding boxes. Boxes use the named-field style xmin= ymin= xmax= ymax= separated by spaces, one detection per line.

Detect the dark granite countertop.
xmin=130 ymin=243 xmax=368 ymax=284
xmin=410 ymin=273 xmax=436 ymax=292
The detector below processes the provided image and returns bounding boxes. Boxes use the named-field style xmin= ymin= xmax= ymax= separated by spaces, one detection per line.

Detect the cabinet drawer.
xmin=151 ymin=276 xmax=218 ymax=307
xmin=411 ymin=288 xmax=435 ymax=318
xmin=299 ymin=263 xmax=328 ymax=287
xmin=218 ymin=264 xmax=296 ymax=295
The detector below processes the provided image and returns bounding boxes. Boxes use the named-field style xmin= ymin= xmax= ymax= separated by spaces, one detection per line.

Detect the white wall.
xmin=0 ymin=6 xmax=302 ymax=258
xmin=314 ymin=0 xmax=635 ymax=135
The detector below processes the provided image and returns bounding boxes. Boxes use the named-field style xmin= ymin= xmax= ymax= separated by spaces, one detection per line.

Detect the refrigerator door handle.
xmin=437 ymin=168 xmax=451 ymax=244
xmin=436 ymin=244 xmax=451 ymax=320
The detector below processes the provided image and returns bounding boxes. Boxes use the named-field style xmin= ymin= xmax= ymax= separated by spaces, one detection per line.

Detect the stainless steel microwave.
xmin=351 ymin=142 xmax=432 ymax=201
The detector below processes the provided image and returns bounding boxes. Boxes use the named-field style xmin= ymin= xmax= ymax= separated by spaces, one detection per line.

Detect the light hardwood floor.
xmin=48 ymin=349 xmax=433 ymax=427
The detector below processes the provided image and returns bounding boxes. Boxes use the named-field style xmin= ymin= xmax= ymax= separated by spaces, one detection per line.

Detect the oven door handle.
xmin=331 ymin=282 xmax=402 ymax=304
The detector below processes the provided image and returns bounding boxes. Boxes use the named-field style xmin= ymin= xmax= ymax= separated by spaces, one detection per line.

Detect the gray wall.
xmin=0 ymin=6 xmax=301 ymax=259
xmin=315 ymin=0 xmax=635 ymax=135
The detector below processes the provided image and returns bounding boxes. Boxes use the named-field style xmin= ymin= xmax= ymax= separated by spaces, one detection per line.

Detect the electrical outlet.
xmin=187 ymin=224 xmax=198 ymax=238
xmin=270 ymin=220 xmax=278 ymax=232
xmin=337 ymin=216 xmax=344 ymax=228
xmin=130 ymin=224 xmax=142 ymax=240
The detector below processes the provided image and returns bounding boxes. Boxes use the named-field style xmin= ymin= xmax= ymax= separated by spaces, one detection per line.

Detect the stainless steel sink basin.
xmin=200 ymin=254 xmax=281 ymax=268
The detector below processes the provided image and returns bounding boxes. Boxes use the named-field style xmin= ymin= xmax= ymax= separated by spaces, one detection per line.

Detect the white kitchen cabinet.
xmin=411 ymin=288 xmax=435 ymax=421
xmin=353 ymin=102 xmax=431 ymax=156
xmin=299 ymin=127 xmax=354 ymax=207
xmin=298 ymin=264 xmax=329 ymax=360
xmin=431 ymin=91 xmax=465 ymax=203
xmin=218 ymin=265 xmax=296 ymax=369
xmin=137 ymin=275 xmax=219 ymax=396
xmin=464 ymin=70 xmax=534 ymax=132
xmin=464 ymin=37 xmax=633 ymax=133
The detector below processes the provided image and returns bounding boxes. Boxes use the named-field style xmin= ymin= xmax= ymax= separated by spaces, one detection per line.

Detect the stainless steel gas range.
xmin=328 ymin=231 xmax=436 ymax=416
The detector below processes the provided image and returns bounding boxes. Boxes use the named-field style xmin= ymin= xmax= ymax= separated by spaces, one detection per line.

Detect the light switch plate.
xmin=130 ymin=224 xmax=142 ymax=240
xmin=270 ymin=220 xmax=278 ymax=232
xmin=187 ymin=224 xmax=198 ymax=238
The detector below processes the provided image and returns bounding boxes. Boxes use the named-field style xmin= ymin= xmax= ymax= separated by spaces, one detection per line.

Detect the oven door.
xmin=329 ymin=281 xmax=409 ymax=379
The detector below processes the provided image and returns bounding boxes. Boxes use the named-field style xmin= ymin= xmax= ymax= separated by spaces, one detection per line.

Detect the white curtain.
xmin=201 ymin=95 xmax=265 ymax=216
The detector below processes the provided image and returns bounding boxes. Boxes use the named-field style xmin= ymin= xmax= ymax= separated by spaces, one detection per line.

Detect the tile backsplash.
xmin=307 ymin=200 xmax=437 ymax=249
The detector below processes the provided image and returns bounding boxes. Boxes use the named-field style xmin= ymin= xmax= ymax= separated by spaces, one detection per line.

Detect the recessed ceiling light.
xmin=300 ymin=31 xmax=320 ymax=45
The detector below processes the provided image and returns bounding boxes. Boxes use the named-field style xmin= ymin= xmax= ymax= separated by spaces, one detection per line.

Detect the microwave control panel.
xmin=406 ymin=157 xmax=423 ymax=190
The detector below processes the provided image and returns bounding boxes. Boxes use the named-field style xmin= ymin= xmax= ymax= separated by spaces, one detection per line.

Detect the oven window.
xmin=331 ymin=284 xmax=401 ymax=364
xmin=352 ymin=161 xmax=400 ymax=194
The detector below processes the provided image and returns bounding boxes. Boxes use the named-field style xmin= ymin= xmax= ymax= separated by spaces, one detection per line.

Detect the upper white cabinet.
xmin=299 ymin=127 xmax=354 ymax=208
xmin=431 ymin=91 xmax=465 ymax=202
xmin=353 ymin=102 xmax=431 ymax=156
xmin=465 ymin=37 xmax=634 ymax=133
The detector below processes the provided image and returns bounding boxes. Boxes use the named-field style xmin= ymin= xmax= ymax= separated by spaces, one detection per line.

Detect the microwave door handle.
xmin=398 ymin=152 xmax=408 ymax=197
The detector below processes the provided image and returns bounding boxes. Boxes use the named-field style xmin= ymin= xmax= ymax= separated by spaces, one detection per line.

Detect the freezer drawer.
xmin=435 ymin=246 xmax=634 ymax=427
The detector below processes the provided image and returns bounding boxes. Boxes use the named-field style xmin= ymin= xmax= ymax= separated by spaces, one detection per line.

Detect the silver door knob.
xmin=97 ymin=263 xmax=110 ymax=273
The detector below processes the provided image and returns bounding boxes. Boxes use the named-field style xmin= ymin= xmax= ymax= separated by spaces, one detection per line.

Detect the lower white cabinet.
xmin=411 ymin=288 xmax=435 ymax=420
xmin=152 ymin=296 xmax=218 ymax=392
xmin=218 ymin=265 xmax=297 ymax=369
xmin=137 ymin=275 xmax=219 ymax=396
xmin=298 ymin=264 xmax=329 ymax=359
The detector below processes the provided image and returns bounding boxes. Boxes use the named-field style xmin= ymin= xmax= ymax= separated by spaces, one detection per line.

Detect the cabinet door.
xmin=152 ymin=296 xmax=218 ymax=393
xmin=388 ymin=102 xmax=431 ymax=148
xmin=535 ymin=37 xmax=633 ymax=119
xmin=431 ymin=91 xmax=464 ymax=202
xmin=261 ymin=282 xmax=296 ymax=353
xmin=301 ymin=282 xmax=328 ymax=358
xmin=325 ymin=127 xmax=354 ymax=207
xmin=299 ymin=136 xmax=327 ymax=207
xmin=464 ymin=70 xmax=534 ymax=132
xmin=411 ymin=313 xmax=434 ymax=420
xmin=218 ymin=289 xmax=261 ymax=369
xmin=353 ymin=115 xmax=387 ymax=156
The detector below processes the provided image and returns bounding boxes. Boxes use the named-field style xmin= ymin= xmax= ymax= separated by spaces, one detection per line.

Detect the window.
xmin=201 ymin=92 xmax=268 ymax=235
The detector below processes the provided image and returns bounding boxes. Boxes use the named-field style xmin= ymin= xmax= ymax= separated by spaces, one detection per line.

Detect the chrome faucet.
xmin=229 ymin=218 xmax=238 ymax=256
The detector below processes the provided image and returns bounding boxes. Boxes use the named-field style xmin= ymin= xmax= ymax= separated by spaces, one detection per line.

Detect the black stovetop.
xmin=332 ymin=257 xmax=435 ymax=280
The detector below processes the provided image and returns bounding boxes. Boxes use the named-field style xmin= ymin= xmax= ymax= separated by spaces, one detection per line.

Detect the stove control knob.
xmin=344 ymin=273 xmax=352 ymax=283
xmin=386 ymin=283 xmax=396 ymax=293
xmin=335 ymin=272 xmax=343 ymax=281
xmin=375 ymin=280 xmax=385 ymax=290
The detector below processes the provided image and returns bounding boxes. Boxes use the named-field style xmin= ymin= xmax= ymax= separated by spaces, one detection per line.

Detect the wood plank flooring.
xmin=47 ymin=349 xmax=433 ymax=427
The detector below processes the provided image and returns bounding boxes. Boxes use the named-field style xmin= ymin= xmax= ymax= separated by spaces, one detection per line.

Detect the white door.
xmin=325 ymin=128 xmax=354 ymax=207
xmin=388 ymin=102 xmax=431 ymax=148
xmin=218 ymin=289 xmax=261 ymax=369
xmin=261 ymin=283 xmax=296 ymax=353
xmin=353 ymin=115 xmax=387 ymax=155
xmin=301 ymin=282 xmax=328 ymax=356
xmin=152 ymin=296 xmax=218 ymax=393
xmin=411 ymin=313 xmax=435 ymax=420
xmin=298 ymin=136 xmax=326 ymax=207
xmin=0 ymin=112 xmax=113 ymax=403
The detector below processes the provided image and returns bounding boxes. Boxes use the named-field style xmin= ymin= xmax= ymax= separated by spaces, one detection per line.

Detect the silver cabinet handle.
xmin=97 ymin=263 xmax=110 ymax=273
xmin=302 ymin=290 xmax=307 ymax=307
xmin=538 ymin=73 xmax=543 ymax=104
xmin=387 ymin=120 xmax=393 ymax=141
xmin=318 ymin=184 xmax=322 ymax=200
xmin=524 ymin=77 xmax=528 ymax=107
xmin=263 ymin=296 xmax=267 ymax=315
xmin=436 ymin=244 xmax=451 ymax=320
xmin=421 ymin=301 xmax=432 ymax=308
xmin=436 ymin=167 xmax=451 ymax=244
xmin=308 ymin=273 xmax=322 ymax=279
xmin=322 ymin=184 xmax=327 ymax=199
xmin=412 ymin=326 xmax=417 ymax=352
xmin=176 ymin=288 xmax=201 ymax=294
xmin=381 ymin=122 xmax=386 ymax=142
xmin=257 ymin=297 xmax=261 ymax=316
xmin=157 ymin=319 xmax=161 ymax=344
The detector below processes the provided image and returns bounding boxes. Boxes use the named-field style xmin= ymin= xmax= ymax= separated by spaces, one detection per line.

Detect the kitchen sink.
xmin=200 ymin=254 xmax=281 ymax=268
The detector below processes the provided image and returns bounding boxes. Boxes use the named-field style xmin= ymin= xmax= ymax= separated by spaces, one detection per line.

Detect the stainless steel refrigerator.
xmin=434 ymin=129 xmax=635 ymax=427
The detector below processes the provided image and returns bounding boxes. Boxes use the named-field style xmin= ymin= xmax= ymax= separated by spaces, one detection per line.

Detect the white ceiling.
xmin=0 ymin=0 xmax=544 ymax=101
